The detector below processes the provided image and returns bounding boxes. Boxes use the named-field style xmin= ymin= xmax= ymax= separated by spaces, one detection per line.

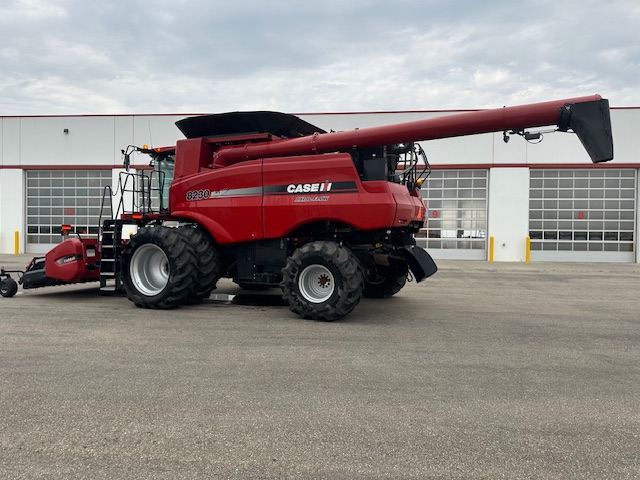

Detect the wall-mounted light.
xmin=63 ymin=128 xmax=69 ymax=134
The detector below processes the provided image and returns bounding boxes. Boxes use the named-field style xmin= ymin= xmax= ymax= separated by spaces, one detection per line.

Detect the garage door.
xmin=26 ymin=170 xmax=113 ymax=254
xmin=529 ymin=169 xmax=636 ymax=262
xmin=418 ymin=169 xmax=488 ymax=260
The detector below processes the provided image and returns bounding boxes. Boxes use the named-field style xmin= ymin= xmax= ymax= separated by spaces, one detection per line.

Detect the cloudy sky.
xmin=1 ymin=0 xmax=638 ymax=115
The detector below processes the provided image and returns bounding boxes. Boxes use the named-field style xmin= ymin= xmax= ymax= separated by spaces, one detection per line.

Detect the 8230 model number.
xmin=186 ymin=189 xmax=210 ymax=201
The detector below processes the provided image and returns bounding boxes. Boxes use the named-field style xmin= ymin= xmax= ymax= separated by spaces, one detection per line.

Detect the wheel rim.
xmin=130 ymin=243 xmax=170 ymax=296
xmin=298 ymin=264 xmax=335 ymax=303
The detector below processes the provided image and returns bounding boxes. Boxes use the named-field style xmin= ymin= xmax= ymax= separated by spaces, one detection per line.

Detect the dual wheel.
xmin=122 ymin=225 xmax=221 ymax=309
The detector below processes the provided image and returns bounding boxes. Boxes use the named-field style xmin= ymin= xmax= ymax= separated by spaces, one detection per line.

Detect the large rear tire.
xmin=235 ymin=283 xmax=275 ymax=291
xmin=122 ymin=226 xmax=198 ymax=309
xmin=178 ymin=226 xmax=221 ymax=304
xmin=363 ymin=268 xmax=407 ymax=298
xmin=281 ymin=241 xmax=363 ymax=321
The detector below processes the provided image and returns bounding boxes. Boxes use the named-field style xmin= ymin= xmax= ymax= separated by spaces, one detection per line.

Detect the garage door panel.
xmin=529 ymin=169 xmax=636 ymax=263
xmin=418 ymin=169 xmax=488 ymax=260
xmin=25 ymin=170 xmax=112 ymax=254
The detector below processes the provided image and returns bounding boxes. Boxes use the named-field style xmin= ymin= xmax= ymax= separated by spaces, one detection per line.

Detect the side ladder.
xmin=99 ymin=219 xmax=124 ymax=294
xmin=98 ymin=169 xmax=164 ymax=294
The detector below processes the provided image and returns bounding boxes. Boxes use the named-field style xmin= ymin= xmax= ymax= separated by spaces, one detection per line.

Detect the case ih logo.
xmin=286 ymin=182 xmax=333 ymax=194
xmin=264 ymin=181 xmax=357 ymax=196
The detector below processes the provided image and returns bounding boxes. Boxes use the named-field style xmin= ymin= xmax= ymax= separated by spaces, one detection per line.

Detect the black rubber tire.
xmin=236 ymin=283 xmax=275 ymax=291
xmin=0 ymin=278 xmax=19 ymax=298
xmin=280 ymin=241 xmax=363 ymax=321
xmin=363 ymin=269 xmax=407 ymax=298
xmin=122 ymin=226 xmax=198 ymax=309
xmin=178 ymin=226 xmax=221 ymax=304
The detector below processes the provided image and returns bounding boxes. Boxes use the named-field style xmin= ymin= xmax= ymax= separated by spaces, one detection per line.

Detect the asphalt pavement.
xmin=1 ymin=254 xmax=639 ymax=479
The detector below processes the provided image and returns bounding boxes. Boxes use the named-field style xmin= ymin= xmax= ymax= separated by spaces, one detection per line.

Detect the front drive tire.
xmin=280 ymin=241 xmax=363 ymax=321
xmin=122 ymin=226 xmax=198 ymax=309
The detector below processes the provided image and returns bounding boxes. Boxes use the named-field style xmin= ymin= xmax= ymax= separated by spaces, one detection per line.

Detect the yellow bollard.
xmin=489 ymin=236 xmax=494 ymax=262
xmin=526 ymin=236 xmax=531 ymax=263
xmin=14 ymin=231 xmax=19 ymax=255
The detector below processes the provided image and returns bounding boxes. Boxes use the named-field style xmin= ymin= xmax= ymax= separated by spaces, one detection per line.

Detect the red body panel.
xmin=261 ymin=154 xmax=398 ymax=238
xmin=45 ymin=237 xmax=100 ymax=282
xmin=170 ymin=160 xmax=264 ymax=244
xmin=174 ymin=138 xmax=212 ymax=178
xmin=168 ymin=152 xmax=425 ymax=244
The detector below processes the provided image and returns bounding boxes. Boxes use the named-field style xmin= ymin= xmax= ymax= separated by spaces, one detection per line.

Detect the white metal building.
xmin=1 ymin=107 xmax=638 ymax=262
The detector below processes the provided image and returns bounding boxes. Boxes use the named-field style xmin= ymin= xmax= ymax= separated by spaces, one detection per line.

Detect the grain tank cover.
xmin=175 ymin=111 xmax=326 ymax=139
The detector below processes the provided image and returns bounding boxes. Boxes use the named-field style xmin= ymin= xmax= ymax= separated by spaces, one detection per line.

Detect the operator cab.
xmin=120 ymin=145 xmax=175 ymax=215
xmin=153 ymin=153 xmax=174 ymax=212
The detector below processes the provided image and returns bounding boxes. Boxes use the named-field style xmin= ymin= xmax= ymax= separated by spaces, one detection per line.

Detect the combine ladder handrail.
xmin=97 ymin=169 xmax=166 ymax=294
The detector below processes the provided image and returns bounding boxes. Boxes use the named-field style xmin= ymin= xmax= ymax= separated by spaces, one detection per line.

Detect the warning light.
xmin=416 ymin=178 xmax=424 ymax=187
xmin=142 ymin=144 xmax=149 ymax=149
xmin=61 ymin=224 xmax=72 ymax=236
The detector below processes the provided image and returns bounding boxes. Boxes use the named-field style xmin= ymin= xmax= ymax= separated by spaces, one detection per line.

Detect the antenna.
xmin=148 ymin=120 xmax=154 ymax=148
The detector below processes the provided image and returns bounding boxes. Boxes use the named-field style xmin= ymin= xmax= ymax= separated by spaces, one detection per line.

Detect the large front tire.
xmin=281 ymin=241 xmax=363 ymax=321
xmin=122 ymin=226 xmax=198 ymax=309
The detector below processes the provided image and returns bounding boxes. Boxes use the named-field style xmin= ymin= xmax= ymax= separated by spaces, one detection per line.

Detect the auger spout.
xmin=209 ymin=94 xmax=613 ymax=167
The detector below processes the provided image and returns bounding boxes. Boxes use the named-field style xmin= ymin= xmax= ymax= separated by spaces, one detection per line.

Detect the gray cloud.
xmin=0 ymin=0 xmax=638 ymax=114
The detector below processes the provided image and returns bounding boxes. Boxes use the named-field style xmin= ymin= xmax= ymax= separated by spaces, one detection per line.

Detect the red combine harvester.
xmin=0 ymin=95 xmax=614 ymax=320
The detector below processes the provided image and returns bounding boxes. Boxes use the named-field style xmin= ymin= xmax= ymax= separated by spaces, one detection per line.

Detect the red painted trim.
xmin=294 ymin=109 xmax=478 ymax=116
xmin=0 ymin=164 xmax=152 ymax=170
xmin=0 ymin=106 xmax=635 ymax=120
xmin=428 ymin=164 xmax=493 ymax=170
xmin=297 ymin=106 xmax=636 ymax=115
xmin=528 ymin=163 xmax=640 ymax=169
xmin=0 ymin=113 xmax=199 ymax=119
xmin=429 ymin=163 xmax=640 ymax=170
xmin=0 ymin=164 xmax=114 ymax=170
xmin=3 ymin=163 xmax=638 ymax=172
